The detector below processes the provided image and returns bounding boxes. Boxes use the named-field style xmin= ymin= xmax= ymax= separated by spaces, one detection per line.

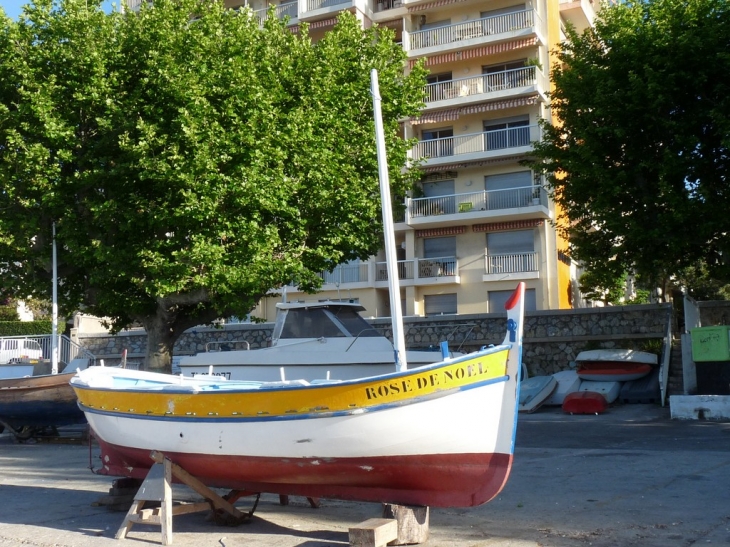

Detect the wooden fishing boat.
xmin=71 ymin=72 xmax=525 ymax=509
xmin=0 ymin=371 xmax=85 ymax=439
xmin=70 ymin=282 xmax=525 ymax=508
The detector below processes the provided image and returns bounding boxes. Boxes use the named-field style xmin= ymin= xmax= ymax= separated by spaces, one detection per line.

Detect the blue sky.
xmin=1 ymin=0 xmax=116 ymax=19
xmin=1 ymin=0 xmax=29 ymax=19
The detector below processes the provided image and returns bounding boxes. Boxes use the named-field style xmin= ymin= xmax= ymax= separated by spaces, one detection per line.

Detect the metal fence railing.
xmin=0 ymin=334 xmax=96 ymax=368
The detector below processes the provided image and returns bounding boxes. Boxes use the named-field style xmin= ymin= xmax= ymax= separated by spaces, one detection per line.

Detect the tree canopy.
xmin=530 ymin=0 xmax=730 ymax=300
xmin=0 ymin=0 xmax=427 ymax=371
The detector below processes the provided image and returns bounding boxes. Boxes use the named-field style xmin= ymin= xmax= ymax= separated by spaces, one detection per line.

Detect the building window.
xmin=485 ymin=171 xmax=533 ymax=209
xmin=486 ymin=230 xmax=535 ymax=273
xmin=426 ymin=72 xmax=454 ymax=101
xmin=423 ymin=236 xmax=456 ymax=276
xmin=482 ymin=59 xmax=528 ymax=90
xmin=424 ymin=293 xmax=457 ymax=316
xmin=489 ymin=289 xmax=536 ymax=312
xmin=484 ymin=115 xmax=530 ymax=150
xmin=480 ymin=4 xmax=526 ymax=18
xmin=487 ymin=230 xmax=533 ymax=254
xmin=422 ymin=127 xmax=454 ymax=158
xmin=424 ymin=236 xmax=456 ymax=258
xmin=421 ymin=180 xmax=455 ymax=215
xmin=426 ymin=72 xmax=453 ymax=85
xmin=420 ymin=18 xmax=451 ymax=30
xmin=483 ymin=60 xmax=527 ymax=74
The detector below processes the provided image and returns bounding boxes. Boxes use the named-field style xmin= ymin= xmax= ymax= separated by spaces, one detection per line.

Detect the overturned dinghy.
xmin=576 ymin=349 xmax=656 ymax=382
xmin=519 ymin=375 xmax=557 ymax=413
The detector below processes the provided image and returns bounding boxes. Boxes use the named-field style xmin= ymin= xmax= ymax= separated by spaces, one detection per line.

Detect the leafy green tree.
xmin=0 ymin=298 xmax=19 ymax=322
xmin=675 ymin=262 xmax=730 ymax=301
xmin=530 ymin=0 xmax=730 ymax=299
xmin=0 ymin=0 xmax=426 ymax=371
xmin=578 ymin=270 xmax=628 ymax=306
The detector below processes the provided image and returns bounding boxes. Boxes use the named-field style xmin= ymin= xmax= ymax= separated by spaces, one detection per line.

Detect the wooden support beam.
xmin=349 ymin=518 xmax=398 ymax=547
xmin=116 ymin=460 xmax=174 ymax=545
xmin=149 ymin=451 xmax=245 ymax=521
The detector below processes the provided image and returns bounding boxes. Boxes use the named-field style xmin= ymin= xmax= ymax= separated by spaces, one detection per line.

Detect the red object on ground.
xmin=562 ymin=391 xmax=608 ymax=415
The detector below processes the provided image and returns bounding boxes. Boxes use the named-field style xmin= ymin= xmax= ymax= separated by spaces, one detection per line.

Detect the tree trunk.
xmin=144 ymin=318 xmax=176 ymax=373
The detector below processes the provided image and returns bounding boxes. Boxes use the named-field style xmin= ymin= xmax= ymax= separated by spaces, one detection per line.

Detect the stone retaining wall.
xmin=77 ymin=303 xmax=672 ymax=376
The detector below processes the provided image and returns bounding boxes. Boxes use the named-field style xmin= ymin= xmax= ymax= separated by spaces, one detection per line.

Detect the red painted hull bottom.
xmin=92 ymin=436 xmax=513 ymax=508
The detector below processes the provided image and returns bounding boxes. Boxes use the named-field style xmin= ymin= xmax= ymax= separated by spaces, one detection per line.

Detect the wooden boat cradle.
xmin=117 ymin=450 xmax=420 ymax=547
xmin=117 ymin=450 xmax=264 ymax=545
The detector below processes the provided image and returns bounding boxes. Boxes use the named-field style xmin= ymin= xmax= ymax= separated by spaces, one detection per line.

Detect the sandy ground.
xmin=1 ymin=403 xmax=729 ymax=547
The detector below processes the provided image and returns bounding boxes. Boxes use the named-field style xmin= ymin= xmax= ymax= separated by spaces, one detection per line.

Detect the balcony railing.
xmin=409 ymin=10 xmax=537 ymax=51
xmin=376 ymin=260 xmax=414 ymax=281
xmin=253 ymin=1 xmax=297 ymax=23
xmin=375 ymin=257 xmax=458 ymax=280
xmin=485 ymin=252 xmax=538 ymax=274
xmin=412 ymin=125 xmax=541 ymax=160
xmin=305 ymin=0 xmax=349 ymax=12
xmin=319 ymin=262 xmax=369 ymax=284
xmin=375 ymin=0 xmax=403 ymax=12
xmin=424 ymin=66 xmax=544 ymax=103
xmin=409 ymin=186 xmax=546 ymax=218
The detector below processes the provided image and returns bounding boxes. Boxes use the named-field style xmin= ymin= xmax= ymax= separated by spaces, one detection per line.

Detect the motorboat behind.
xmin=178 ymin=300 xmax=462 ymax=381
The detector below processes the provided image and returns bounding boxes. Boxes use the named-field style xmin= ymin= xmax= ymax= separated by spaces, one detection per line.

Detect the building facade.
xmin=130 ymin=0 xmax=599 ymax=322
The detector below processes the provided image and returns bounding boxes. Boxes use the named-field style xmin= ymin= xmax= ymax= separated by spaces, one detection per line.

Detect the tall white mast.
xmin=370 ymin=69 xmax=408 ymax=372
xmin=51 ymin=222 xmax=59 ymax=375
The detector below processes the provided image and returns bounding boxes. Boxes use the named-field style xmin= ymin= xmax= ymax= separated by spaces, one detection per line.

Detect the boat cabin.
xmin=271 ymin=302 xmax=381 ymax=346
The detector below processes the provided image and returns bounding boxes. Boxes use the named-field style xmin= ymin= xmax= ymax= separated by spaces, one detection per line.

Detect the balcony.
xmin=483 ymin=251 xmax=539 ymax=282
xmin=300 ymin=0 xmax=352 ymax=20
xmin=411 ymin=125 xmax=541 ymax=168
xmin=252 ymin=1 xmax=298 ymax=24
xmin=423 ymin=66 xmax=548 ymax=110
xmin=406 ymin=186 xmax=550 ymax=228
xmin=317 ymin=262 xmax=370 ymax=288
xmin=374 ymin=0 xmax=404 ymax=13
xmin=407 ymin=10 xmax=543 ymax=58
xmin=559 ymin=0 xmax=597 ymax=33
xmin=375 ymin=257 xmax=460 ymax=287
xmin=314 ymin=257 xmax=461 ymax=290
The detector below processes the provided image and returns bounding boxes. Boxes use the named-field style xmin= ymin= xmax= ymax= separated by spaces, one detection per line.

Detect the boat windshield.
xmin=279 ymin=309 xmax=347 ymax=339
xmin=276 ymin=306 xmax=381 ymax=340
xmin=328 ymin=307 xmax=380 ymax=338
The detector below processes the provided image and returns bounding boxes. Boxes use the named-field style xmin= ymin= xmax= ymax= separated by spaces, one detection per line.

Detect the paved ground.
xmin=1 ymin=403 xmax=729 ymax=547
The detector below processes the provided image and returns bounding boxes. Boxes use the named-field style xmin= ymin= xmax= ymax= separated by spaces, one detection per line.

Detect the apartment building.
xmin=130 ymin=0 xmax=599 ymax=321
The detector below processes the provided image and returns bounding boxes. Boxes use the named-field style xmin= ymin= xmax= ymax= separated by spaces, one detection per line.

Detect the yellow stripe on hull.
xmin=74 ymin=347 xmax=509 ymax=420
